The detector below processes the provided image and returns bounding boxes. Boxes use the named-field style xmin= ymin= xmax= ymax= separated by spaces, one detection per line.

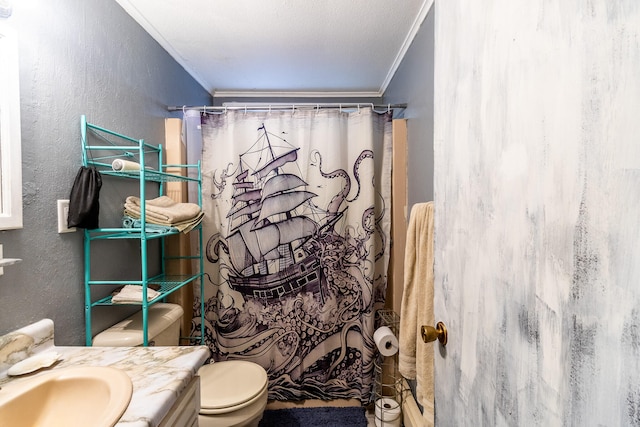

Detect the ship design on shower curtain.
xmin=201 ymin=112 xmax=391 ymax=403
xmin=220 ymin=124 xmax=343 ymax=302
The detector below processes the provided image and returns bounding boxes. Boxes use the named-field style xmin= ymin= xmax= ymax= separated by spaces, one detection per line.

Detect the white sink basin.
xmin=0 ymin=366 xmax=133 ymax=427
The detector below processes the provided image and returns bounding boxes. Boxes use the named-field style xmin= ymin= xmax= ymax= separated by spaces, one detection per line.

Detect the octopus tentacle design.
xmin=360 ymin=205 xmax=387 ymax=262
xmin=206 ymin=233 xmax=227 ymax=263
xmin=327 ymin=321 xmax=361 ymax=378
xmin=374 ymin=213 xmax=387 ymax=262
xmin=310 ymin=150 xmax=350 ymax=215
xmin=210 ymin=162 xmax=236 ymax=199
xmin=373 ymin=187 xmax=388 ymax=261
xmin=347 ymin=150 xmax=374 ymax=202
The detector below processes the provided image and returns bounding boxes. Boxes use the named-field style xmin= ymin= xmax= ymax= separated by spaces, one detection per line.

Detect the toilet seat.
xmin=199 ymin=361 xmax=268 ymax=415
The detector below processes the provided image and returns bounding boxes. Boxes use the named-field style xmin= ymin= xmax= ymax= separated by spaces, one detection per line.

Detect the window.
xmin=0 ymin=22 xmax=22 ymax=230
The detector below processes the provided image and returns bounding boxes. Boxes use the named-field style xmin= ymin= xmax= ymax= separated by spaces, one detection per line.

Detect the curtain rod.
xmin=167 ymin=103 xmax=407 ymax=113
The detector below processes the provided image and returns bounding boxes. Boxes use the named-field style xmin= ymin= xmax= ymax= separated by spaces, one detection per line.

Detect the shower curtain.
xmin=197 ymin=107 xmax=392 ymax=402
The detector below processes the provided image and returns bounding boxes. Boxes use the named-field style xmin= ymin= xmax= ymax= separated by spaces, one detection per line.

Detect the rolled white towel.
xmin=112 ymin=159 xmax=141 ymax=172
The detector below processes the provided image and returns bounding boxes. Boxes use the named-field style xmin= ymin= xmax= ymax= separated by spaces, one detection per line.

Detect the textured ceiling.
xmin=115 ymin=0 xmax=432 ymax=97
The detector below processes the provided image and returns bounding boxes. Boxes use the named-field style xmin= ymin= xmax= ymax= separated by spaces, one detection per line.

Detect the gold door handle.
xmin=421 ymin=321 xmax=448 ymax=346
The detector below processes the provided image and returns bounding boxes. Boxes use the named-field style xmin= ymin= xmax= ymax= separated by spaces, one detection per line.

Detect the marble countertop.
xmin=0 ymin=319 xmax=209 ymax=427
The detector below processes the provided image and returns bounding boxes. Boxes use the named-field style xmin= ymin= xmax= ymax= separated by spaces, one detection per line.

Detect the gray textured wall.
xmin=435 ymin=1 xmax=640 ymax=425
xmin=384 ymin=5 xmax=434 ymax=208
xmin=0 ymin=0 xmax=210 ymax=344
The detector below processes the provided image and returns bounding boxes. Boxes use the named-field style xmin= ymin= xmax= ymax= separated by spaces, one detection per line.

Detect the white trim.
xmin=212 ymin=90 xmax=383 ymax=99
xmin=378 ymin=0 xmax=434 ymax=94
xmin=0 ymin=22 xmax=23 ymax=230
xmin=401 ymin=379 xmax=425 ymax=427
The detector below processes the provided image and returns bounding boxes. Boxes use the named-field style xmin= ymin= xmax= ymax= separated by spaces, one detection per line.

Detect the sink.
xmin=0 ymin=366 xmax=133 ymax=427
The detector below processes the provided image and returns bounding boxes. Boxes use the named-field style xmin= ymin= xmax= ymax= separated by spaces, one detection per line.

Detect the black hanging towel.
xmin=68 ymin=166 xmax=102 ymax=229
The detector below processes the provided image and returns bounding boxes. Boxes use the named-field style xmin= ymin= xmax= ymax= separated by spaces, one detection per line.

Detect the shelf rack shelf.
xmin=80 ymin=115 xmax=204 ymax=347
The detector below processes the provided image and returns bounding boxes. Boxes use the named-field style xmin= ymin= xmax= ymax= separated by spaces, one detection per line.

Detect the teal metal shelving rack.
xmin=80 ymin=115 xmax=205 ymax=346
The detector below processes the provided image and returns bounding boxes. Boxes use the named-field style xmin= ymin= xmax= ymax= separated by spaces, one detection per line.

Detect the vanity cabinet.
xmin=159 ymin=375 xmax=200 ymax=427
xmin=80 ymin=115 xmax=204 ymax=346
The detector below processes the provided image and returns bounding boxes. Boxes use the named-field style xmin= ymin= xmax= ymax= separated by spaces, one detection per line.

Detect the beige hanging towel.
xmin=399 ymin=201 xmax=434 ymax=426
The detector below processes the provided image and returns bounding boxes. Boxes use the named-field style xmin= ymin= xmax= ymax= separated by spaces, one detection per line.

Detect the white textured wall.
xmin=434 ymin=1 xmax=640 ymax=425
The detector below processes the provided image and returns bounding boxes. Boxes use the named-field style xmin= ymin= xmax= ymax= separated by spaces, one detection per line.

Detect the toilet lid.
xmin=199 ymin=361 xmax=268 ymax=411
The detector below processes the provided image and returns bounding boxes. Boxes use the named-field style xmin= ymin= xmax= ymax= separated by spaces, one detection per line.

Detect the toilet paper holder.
xmin=421 ymin=321 xmax=447 ymax=346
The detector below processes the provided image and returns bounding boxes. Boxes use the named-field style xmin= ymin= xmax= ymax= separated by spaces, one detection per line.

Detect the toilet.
xmin=198 ymin=360 xmax=268 ymax=427
xmin=93 ymin=303 xmax=269 ymax=427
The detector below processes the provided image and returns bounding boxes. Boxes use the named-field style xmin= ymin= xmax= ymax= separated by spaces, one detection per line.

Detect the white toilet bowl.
xmin=198 ymin=360 xmax=269 ymax=427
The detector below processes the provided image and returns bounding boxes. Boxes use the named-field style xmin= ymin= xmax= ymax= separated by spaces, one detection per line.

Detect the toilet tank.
xmin=92 ymin=303 xmax=184 ymax=347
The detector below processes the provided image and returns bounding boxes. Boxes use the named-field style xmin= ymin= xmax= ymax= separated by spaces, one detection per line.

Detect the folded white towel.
xmin=111 ymin=284 xmax=160 ymax=304
xmin=124 ymin=208 xmax=204 ymax=233
xmin=124 ymin=196 xmax=202 ymax=224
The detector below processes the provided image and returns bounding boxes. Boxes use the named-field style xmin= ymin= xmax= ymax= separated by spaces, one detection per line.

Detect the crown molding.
xmin=212 ymin=90 xmax=383 ymax=99
xmin=378 ymin=0 xmax=434 ymax=94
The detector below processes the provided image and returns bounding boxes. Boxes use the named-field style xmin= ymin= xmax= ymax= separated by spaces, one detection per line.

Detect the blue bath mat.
xmin=258 ymin=406 xmax=368 ymax=427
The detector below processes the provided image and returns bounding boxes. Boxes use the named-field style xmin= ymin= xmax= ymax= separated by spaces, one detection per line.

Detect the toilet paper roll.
xmin=375 ymin=416 xmax=402 ymax=427
xmin=112 ymin=159 xmax=141 ymax=172
xmin=374 ymin=398 xmax=401 ymax=427
xmin=374 ymin=326 xmax=399 ymax=356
